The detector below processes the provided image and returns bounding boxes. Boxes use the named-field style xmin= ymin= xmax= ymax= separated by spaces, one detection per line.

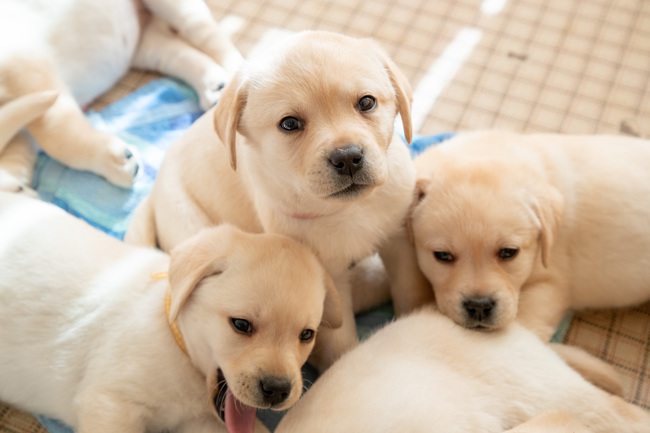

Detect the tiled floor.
xmin=2 ymin=0 xmax=649 ymax=431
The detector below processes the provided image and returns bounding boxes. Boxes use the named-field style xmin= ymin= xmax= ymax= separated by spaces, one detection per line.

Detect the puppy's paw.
xmin=198 ymin=64 xmax=229 ymax=110
xmin=221 ymin=50 xmax=244 ymax=76
xmin=0 ymin=170 xmax=37 ymax=197
xmin=102 ymin=138 xmax=141 ymax=188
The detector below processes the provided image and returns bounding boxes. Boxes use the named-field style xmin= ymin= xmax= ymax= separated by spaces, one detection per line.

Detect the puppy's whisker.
xmin=302 ymin=377 xmax=314 ymax=394
xmin=210 ymin=381 xmax=221 ymax=397
xmin=213 ymin=375 xmax=229 ymax=415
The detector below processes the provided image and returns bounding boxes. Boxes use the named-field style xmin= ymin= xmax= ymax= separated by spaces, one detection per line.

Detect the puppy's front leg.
xmin=27 ymin=92 xmax=139 ymax=188
xmin=379 ymin=226 xmax=435 ymax=316
xmin=517 ymin=280 xmax=570 ymax=341
xmin=4 ymin=57 xmax=139 ymax=188
xmin=309 ymin=276 xmax=358 ymax=372
xmin=350 ymin=254 xmax=392 ymax=314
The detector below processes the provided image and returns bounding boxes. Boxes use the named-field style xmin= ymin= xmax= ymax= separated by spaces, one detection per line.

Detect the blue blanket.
xmin=30 ymin=78 xmax=569 ymax=432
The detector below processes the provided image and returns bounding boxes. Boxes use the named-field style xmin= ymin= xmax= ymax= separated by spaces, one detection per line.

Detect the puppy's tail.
xmin=124 ymin=195 xmax=159 ymax=247
xmin=0 ymin=91 xmax=58 ymax=152
xmin=550 ymin=343 xmax=624 ymax=397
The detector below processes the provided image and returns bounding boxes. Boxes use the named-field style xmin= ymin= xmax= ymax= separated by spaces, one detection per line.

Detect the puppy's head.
xmin=214 ymin=31 xmax=412 ymax=216
xmin=167 ymin=224 xmax=342 ymax=428
xmin=409 ymin=152 xmax=563 ymax=331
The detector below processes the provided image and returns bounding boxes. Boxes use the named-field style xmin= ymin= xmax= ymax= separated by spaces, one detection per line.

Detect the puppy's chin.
xmin=318 ymin=168 xmax=386 ymax=202
xmin=327 ymin=182 xmax=376 ymax=201
xmin=277 ymin=179 xmax=380 ymax=218
xmin=460 ymin=320 xmax=501 ymax=331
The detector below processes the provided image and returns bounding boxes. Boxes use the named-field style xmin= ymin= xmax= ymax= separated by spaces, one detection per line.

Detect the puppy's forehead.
xmin=233 ymin=236 xmax=324 ymax=292
xmin=246 ymin=32 xmax=390 ymax=99
xmin=217 ymin=239 xmax=326 ymax=327
xmin=416 ymin=167 xmax=539 ymax=247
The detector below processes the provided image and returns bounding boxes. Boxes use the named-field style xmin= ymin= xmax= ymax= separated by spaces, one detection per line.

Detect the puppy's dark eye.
xmin=299 ymin=329 xmax=315 ymax=343
xmin=358 ymin=95 xmax=376 ymax=112
xmin=498 ymin=248 xmax=519 ymax=260
xmin=433 ymin=251 xmax=455 ymax=263
xmin=279 ymin=116 xmax=302 ymax=132
xmin=231 ymin=318 xmax=254 ymax=335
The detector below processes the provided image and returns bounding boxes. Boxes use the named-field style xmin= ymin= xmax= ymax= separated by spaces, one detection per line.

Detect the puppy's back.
xmin=0 ymin=193 xmax=167 ymax=424
xmin=276 ymin=307 xmax=648 ymax=433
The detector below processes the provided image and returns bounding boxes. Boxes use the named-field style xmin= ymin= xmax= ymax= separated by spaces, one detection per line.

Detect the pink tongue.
xmin=224 ymin=389 xmax=257 ymax=433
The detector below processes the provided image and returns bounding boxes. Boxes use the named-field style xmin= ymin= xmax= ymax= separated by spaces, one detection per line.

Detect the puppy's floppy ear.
xmin=320 ymin=272 xmax=343 ymax=329
xmin=407 ymin=178 xmax=429 ymax=245
xmin=368 ymin=40 xmax=413 ymax=144
xmin=213 ymin=72 xmax=248 ymax=171
xmin=167 ymin=226 xmax=235 ymax=321
xmin=530 ymin=184 xmax=564 ymax=268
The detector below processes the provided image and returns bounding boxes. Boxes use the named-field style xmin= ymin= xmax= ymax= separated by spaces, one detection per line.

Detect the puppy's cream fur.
xmin=0 ymin=91 xmax=58 ymax=194
xmin=0 ymin=192 xmax=341 ymax=433
xmin=503 ymin=411 xmax=593 ymax=433
xmin=410 ymin=131 xmax=650 ymax=340
xmin=126 ymin=30 xmax=433 ymax=370
xmin=0 ymin=0 xmax=243 ymax=193
xmin=275 ymin=307 xmax=650 ymax=433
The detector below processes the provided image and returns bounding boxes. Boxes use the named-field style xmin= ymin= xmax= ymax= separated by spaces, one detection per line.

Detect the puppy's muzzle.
xmin=329 ymin=145 xmax=364 ymax=176
xmin=260 ymin=376 xmax=292 ymax=406
xmin=462 ymin=296 xmax=497 ymax=328
xmin=326 ymin=144 xmax=377 ymax=200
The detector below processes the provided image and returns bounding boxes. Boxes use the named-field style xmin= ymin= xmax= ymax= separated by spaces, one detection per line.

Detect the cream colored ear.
xmin=368 ymin=40 xmax=413 ymax=144
xmin=167 ymin=226 xmax=235 ymax=321
xmin=320 ymin=272 xmax=343 ymax=329
xmin=531 ymin=185 xmax=564 ymax=268
xmin=213 ymin=73 xmax=248 ymax=171
xmin=407 ymin=178 xmax=429 ymax=245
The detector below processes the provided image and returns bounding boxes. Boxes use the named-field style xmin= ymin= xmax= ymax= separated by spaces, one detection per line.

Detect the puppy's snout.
xmin=260 ymin=376 xmax=292 ymax=406
xmin=329 ymin=145 xmax=364 ymax=176
xmin=463 ymin=296 xmax=496 ymax=323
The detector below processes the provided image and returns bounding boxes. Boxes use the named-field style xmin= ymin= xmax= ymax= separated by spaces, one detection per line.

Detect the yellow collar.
xmin=152 ymin=274 xmax=221 ymax=421
xmin=151 ymin=271 xmax=189 ymax=357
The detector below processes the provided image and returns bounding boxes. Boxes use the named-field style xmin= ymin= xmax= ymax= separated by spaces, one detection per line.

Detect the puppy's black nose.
xmin=260 ymin=377 xmax=292 ymax=406
xmin=329 ymin=145 xmax=364 ymax=176
xmin=463 ymin=296 xmax=496 ymax=323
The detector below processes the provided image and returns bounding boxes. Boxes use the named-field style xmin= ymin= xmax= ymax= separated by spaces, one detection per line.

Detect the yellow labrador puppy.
xmin=0 ymin=0 xmax=243 ymax=193
xmin=409 ymin=131 xmax=650 ymax=340
xmin=0 ymin=192 xmax=341 ymax=433
xmin=275 ymin=306 xmax=650 ymax=433
xmin=126 ymin=30 xmax=433 ymax=370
